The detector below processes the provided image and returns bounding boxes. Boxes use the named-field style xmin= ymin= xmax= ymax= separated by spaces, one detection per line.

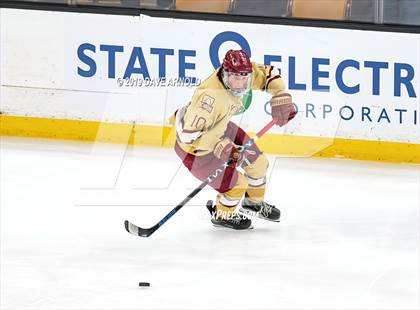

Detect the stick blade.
xmin=124 ymin=220 xmax=155 ymax=238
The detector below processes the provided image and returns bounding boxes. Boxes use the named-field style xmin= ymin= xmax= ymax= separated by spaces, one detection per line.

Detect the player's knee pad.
xmin=244 ymin=154 xmax=269 ymax=181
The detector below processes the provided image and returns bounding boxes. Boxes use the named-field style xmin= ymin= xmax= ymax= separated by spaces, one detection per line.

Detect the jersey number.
xmin=190 ymin=115 xmax=206 ymax=130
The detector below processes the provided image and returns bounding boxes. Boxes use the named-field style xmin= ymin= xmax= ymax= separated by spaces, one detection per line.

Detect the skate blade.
xmin=211 ymin=223 xmax=254 ymax=230
xmin=239 ymin=208 xmax=280 ymax=223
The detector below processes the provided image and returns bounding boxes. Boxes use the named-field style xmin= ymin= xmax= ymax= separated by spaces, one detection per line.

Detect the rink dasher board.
xmin=0 ymin=8 xmax=419 ymax=163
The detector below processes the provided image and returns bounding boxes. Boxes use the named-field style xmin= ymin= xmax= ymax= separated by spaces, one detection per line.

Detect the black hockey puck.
xmin=139 ymin=282 xmax=150 ymax=287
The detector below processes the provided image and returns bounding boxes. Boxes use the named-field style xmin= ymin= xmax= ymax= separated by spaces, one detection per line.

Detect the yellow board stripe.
xmin=1 ymin=115 xmax=419 ymax=164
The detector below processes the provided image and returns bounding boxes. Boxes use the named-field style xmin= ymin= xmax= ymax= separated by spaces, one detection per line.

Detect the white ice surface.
xmin=1 ymin=137 xmax=419 ymax=310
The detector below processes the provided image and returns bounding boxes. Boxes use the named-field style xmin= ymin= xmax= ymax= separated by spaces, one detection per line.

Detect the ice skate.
xmin=239 ymin=195 xmax=280 ymax=222
xmin=206 ymin=200 xmax=253 ymax=230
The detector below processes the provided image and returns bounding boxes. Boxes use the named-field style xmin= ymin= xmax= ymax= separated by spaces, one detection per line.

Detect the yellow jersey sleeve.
xmin=251 ymin=62 xmax=286 ymax=96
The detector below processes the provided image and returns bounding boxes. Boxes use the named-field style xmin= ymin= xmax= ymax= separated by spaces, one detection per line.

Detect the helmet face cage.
xmin=222 ymin=70 xmax=252 ymax=97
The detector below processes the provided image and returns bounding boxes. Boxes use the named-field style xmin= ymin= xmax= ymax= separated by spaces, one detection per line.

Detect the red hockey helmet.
xmin=222 ymin=50 xmax=252 ymax=96
xmin=222 ymin=49 xmax=252 ymax=74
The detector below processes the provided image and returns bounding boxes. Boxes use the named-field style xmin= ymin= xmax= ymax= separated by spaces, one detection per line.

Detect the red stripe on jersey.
xmin=266 ymin=75 xmax=281 ymax=90
xmin=267 ymin=65 xmax=274 ymax=79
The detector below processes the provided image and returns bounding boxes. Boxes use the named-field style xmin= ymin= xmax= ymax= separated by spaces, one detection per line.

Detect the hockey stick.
xmin=124 ymin=118 xmax=277 ymax=237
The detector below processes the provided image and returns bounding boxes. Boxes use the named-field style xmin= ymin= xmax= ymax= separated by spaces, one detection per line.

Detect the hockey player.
xmin=170 ymin=50 xmax=296 ymax=230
